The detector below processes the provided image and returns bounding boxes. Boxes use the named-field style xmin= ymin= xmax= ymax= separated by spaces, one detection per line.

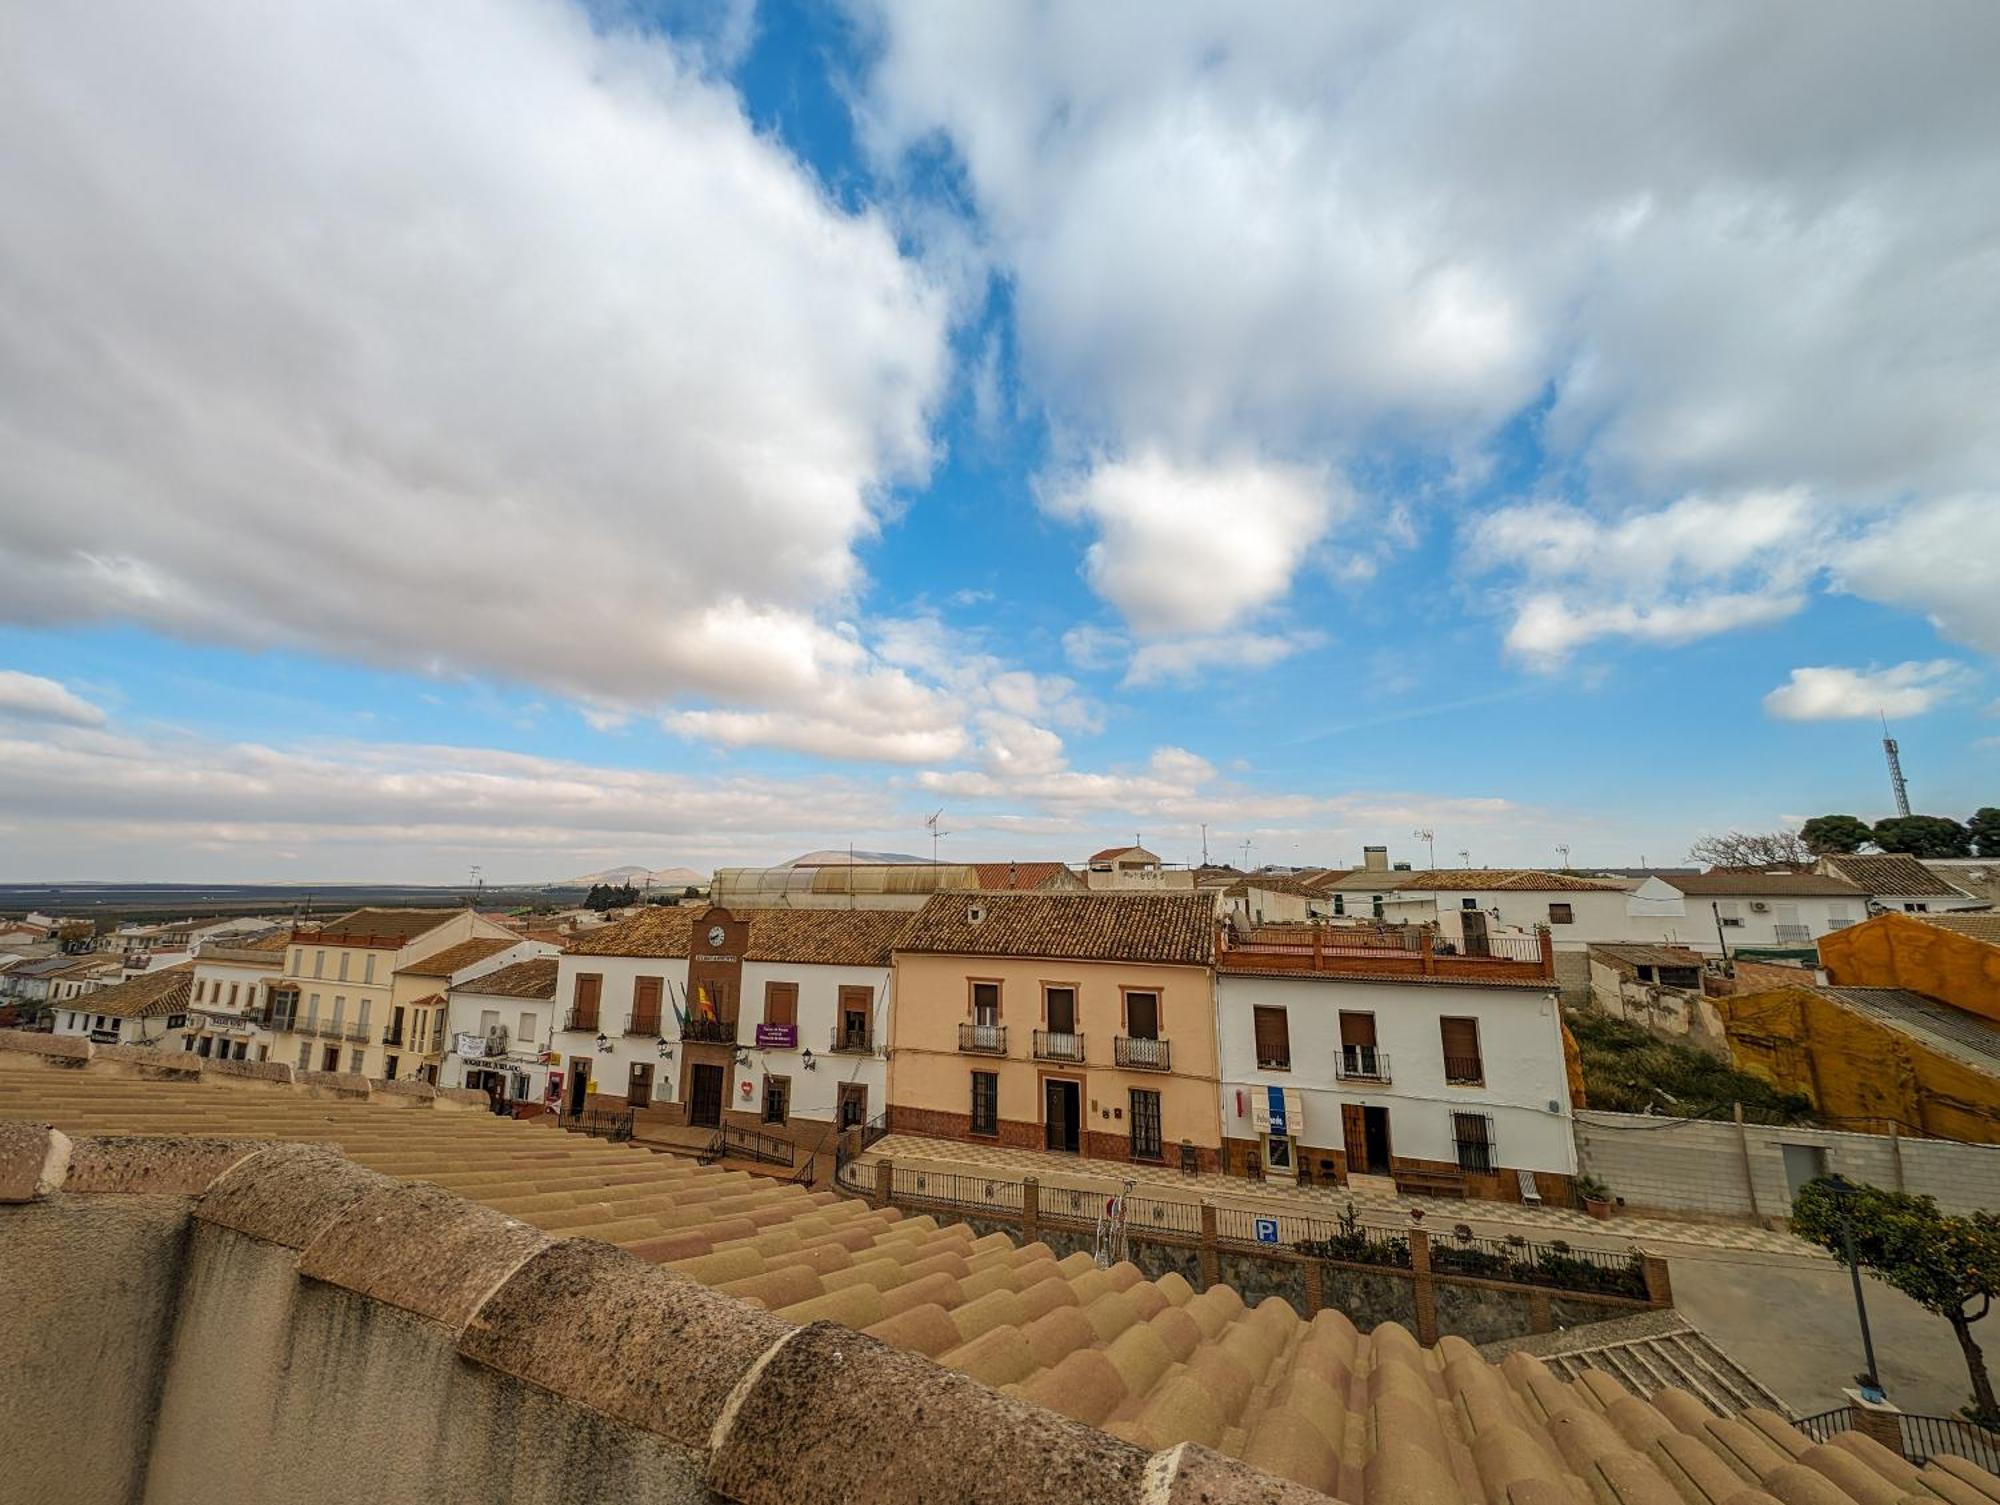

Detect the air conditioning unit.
xmin=1749 ymin=901 xmax=1770 ymax=913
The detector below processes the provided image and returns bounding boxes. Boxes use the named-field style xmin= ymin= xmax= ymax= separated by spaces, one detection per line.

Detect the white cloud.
xmin=1763 ymin=661 xmax=1972 ymax=721
xmin=1062 ymin=624 xmax=1129 ymax=673
xmin=0 ymin=671 xmax=106 ymax=727
xmin=0 ymin=0 xmax=948 ymax=730
xmin=1123 ymin=630 xmax=1325 ymax=688
xmin=1041 ymin=452 xmax=1337 ymax=636
xmin=856 ymin=4 xmax=2000 ymax=658
xmin=1837 ymin=497 xmax=2000 ymax=658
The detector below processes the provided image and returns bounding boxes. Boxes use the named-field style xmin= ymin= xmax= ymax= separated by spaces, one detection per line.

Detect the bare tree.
xmin=1686 ymin=829 xmax=1809 ymax=868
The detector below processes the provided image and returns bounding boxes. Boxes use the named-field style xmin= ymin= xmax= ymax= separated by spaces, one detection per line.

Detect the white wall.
xmin=1215 ymin=972 xmax=1576 ymax=1174
xmin=1662 ymin=892 xmax=1866 ymax=951
xmin=190 ymin=958 xmax=272 ymax=1017
xmin=550 ymin=953 xmax=691 ymax=1106
xmin=738 ymin=959 xmax=890 ymax=1129
xmin=440 ymin=986 xmax=558 ymax=1096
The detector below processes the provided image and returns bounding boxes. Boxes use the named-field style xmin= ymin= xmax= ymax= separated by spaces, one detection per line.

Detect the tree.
xmin=1871 ymin=815 xmax=1972 ymax=858
xmin=1687 ymin=829 xmax=1809 ymax=868
xmin=1800 ymin=815 xmax=1874 ymax=856
xmin=1970 ymin=808 xmax=2000 ymax=858
xmin=1791 ymin=1178 xmax=2000 ymax=1424
xmin=583 ymin=881 xmax=640 ymax=912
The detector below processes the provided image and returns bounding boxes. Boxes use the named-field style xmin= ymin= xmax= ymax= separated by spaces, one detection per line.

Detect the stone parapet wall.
xmin=0 ymin=1123 xmax=1328 ymax=1505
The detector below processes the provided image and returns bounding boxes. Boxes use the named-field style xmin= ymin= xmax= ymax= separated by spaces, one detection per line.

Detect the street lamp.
xmin=1824 ymin=1174 xmax=1885 ymax=1399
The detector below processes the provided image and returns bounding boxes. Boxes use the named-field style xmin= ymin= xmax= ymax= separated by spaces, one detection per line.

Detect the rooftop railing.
xmin=1218 ymin=923 xmax=1555 ymax=983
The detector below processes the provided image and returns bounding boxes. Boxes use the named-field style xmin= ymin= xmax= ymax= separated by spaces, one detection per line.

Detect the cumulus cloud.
xmin=1837 ymin=497 xmax=2000 ymax=658
xmin=1123 ymin=631 xmax=1325 ymax=688
xmin=1763 ymin=661 xmax=1972 ymax=721
xmin=0 ymin=0 xmax=948 ymax=748
xmin=855 ymin=3 xmax=2000 ymax=658
xmin=1041 ymin=452 xmax=1337 ymax=636
xmin=0 ymin=671 xmax=106 ymax=727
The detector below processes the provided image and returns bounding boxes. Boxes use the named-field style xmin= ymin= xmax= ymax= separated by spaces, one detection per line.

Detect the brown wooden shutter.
xmin=1338 ymin=1011 xmax=1376 ymax=1048
xmin=574 ymin=974 xmax=601 ymax=1028
xmin=1440 ymin=1016 xmax=1481 ymax=1079
xmin=765 ymin=981 xmax=798 ymax=1028
xmin=633 ymin=976 xmax=662 ymax=1031
xmin=1252 ymin=1006 xmax=1290 ymax=1067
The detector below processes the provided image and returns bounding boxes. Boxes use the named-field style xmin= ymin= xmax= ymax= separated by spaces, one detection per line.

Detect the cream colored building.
xmin=262 ymin=908 xmax=516 ymax=1078
xmin=887 ymin=891 xmax=1223 ymax=1170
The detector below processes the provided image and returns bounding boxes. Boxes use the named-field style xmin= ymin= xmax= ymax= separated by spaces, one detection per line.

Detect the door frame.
xmin=566 ymin=1059 xmax=591 ymax=1117
xmin=687 ymin=1061 xmax=725 ymax=1128
xmin=627 ymin=1060 xmax=654 ymax=1109
xmin=1041 ymin=1073 xmax=1082 ymax=1153
xmin=837 ymin=1081 xmax=868 ymax=1132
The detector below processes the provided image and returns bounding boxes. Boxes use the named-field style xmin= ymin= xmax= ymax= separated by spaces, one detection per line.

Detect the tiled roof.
xmin=9 ymin=1051 xmax=1996 ymax=1503
xmin=568 ymin=907 xmax=910 ymax=968
xmin=451 ymin=958 xmax=559 ymax=1000
xmin=1668 ymin=870 xmax=1866 ymax=897
xmin=1919 ymin=912 xmax=2000 ymax=944
xmin=1819 ymin=853 xmax=1972 ymax=898
xmin=398 ymin=937 xmax=520 ymax=977
xmin=1328 ymin=868 xmax=1628 ymax=893
xmin=1086 ymin=845 xmax=1154 ymax=864
xmin=1291 ymin=869 xmax=1355 ymax=893
xmin=1589 ymin=943 xmax=1708 ymax=970
xmin=1221 ymin=874 xmax=1320 ymax=897
xmin=314 ymin=907 xmax=467 ymax=944
xmin=73 ymin=964 xmax=194 ymax=1019
xmin=970 ymin=861 xmax=1076 ymax=891
xmin=895 ymin=892 xmax=1215 ymax=965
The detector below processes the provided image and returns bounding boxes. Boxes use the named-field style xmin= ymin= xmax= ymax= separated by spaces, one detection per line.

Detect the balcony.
xmin=829 ymin=1025 xmax=874 ymax=1054
xmin=1217 ymin=924 xmax=1555 ymax=985
xmin=1032 ymin=1029 xmax=1085 ymax=1063
xmin=1114 ymin=1035 xmax=1171 ymax=1071
xmin=561 ymin=1009 xmax=600 ymax=1034
xmin=1335 ymin=1046 xmax=1391 ymax=1083
xmin=625 ymin=1011 xmax=663 ymax=1037
xmin=1443 ymin=1055 xmax=1485 ymax=1086
xmin=380 ymin=1027 xmax=404 ymax=1047
xmin=957 ymin=1022 xmax=1007 ymax=1055
xmin=681 ymin=1015 xmax=737 ymax=1045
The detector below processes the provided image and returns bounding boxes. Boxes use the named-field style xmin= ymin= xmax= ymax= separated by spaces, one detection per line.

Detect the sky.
xmin=1 ymin=0 xmax=1996 ymax=883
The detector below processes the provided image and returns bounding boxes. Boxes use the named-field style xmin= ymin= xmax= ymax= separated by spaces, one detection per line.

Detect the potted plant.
xmin=1575 ymin=1174 xmax=1613 ymax=1220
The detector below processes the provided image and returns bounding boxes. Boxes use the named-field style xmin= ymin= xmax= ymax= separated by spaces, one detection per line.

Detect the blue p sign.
xmin=1253 ymin=1217 xmax=1280 ymax=1244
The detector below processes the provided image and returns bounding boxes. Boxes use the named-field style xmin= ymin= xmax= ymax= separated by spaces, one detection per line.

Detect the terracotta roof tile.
xmin=1917 ymin=912 xmax=2000 ymax=944
xmin=970 ymin=861 xmax=1078 ymax=891
xmin=1819 ymin=853 xmax=1974 ymax=898
xmin=398 ymin=937 xmax=520 ymax=977
xmin=1328 ymin=868 xmax=1628 ymax=893
xmin=895 ymin=892 xmax=1215 ymax=965
xmin=1668 ymin=870 xmax=1866 ymax=897
xmin=567 ymin=907 xmax=909 ymax=967
xmin=68 ymin=963 xmax=194 ymax=1019
xmin=314 ymin=907 xmax=467 ymax=944
xmin=452 ymin=958 xmax=559 ymax=1000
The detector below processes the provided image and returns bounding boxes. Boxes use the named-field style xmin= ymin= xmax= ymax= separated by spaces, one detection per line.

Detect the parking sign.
xmin=1253 ymin=1217 xmax=1280 ymax=1245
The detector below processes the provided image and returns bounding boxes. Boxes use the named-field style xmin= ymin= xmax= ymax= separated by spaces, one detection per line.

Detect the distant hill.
xmin=783 ymin=849 xmax=928 ymax=867
xmin=555 ymin=865 xmax=704 ymax=890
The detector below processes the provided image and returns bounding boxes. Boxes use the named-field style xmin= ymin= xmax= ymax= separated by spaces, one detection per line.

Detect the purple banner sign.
xmin=754 ymin=1023 xmax=798 ymax=1050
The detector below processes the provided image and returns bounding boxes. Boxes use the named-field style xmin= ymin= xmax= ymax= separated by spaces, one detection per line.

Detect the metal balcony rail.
xmin=1335 ymin=1046 xmax=1390 ymax=1082
xmin=829 ymin=1025 xmax=874 ymax=1054
xmin=562 ymin=1008 xmax=600 ymax=1034
xmin=1114 ymin=1035 xmax=1171 ymax=1071
xmin=1032 ymin=1029 xmax=1085 ymax=1062
xmin=957 ymin=1021 xmax=1007 ymax=1054
xmin=1443 ymin=1054 xmax=1485 ymax=1084
xmin=625 ymin=1010 xmax=662 ymax=1037
xmin=680 ymin=1015 xmax=736 ymax=1044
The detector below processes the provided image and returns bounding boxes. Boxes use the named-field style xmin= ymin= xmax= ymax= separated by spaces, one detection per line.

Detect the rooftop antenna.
xmin=1239 ymin=837 xmax=1254 ymax=869
xmin=1458 ymin=849 xmax=1471 ymax=868
xmin=468 ymin=866 xmax=483 ymax=909
xmin=1881 ymin=713 xmax=1911 ymax=818
xmin=1555 ymin=843 xmax=1570 ymax=871
xmin=1412 ymin=828 xmax=1436 ymax=869
xmin=1200 ymin=823 xmax=1209 ymax=865
xmin=925 ymin=809 xmax=951 ymax=865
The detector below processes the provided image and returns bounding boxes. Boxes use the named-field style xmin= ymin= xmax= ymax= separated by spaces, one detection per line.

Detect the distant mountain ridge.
xmin=556 ymin=864 xmax=704 ymax=890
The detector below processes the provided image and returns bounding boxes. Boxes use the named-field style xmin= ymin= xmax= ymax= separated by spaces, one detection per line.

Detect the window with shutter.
xmin=1252 ymin=1006 xmax=1291 ymax=1069
xmin=571 ymin=974 xmax=602 ymax=1031
xmin=1440 ymin=1017 xmax=1483 ymax=1084
xmin=1124 ymin=990 xmax=1160 ymax=1040
xmin=763 ymin=981 xmax=797 ymax=1029
xmin=631 ymin=976 xmax=663 ymax=1034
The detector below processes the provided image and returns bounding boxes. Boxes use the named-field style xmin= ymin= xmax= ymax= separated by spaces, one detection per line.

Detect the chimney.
xmin=1363 ymin=845 xmax=1389 ymax=872
xmin=1008 ymin=860 xmax=1019 ymax=889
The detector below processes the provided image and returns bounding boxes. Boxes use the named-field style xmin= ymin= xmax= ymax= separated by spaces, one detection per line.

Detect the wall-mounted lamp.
xmin=800 ymin=1049 xmax=817 ymax=1072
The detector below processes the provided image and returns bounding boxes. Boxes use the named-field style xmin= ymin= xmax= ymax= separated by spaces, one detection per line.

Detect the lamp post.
xmin=1825 ymin=1174 xmax=1884 ymax=1398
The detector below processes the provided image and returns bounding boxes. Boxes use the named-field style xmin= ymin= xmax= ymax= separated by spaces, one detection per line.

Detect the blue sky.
xmin=0 ymin=2 xmax=1994 ymax=881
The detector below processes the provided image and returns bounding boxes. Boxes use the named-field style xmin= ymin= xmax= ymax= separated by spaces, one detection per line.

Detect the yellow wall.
xmin=1716 ymin=984 xmax=2000 ymax=1144
xmin=888 ymin=952 xmax=1221 ymax=1157
xmin=1818 ymin=911 xmax=2000 ymax=1023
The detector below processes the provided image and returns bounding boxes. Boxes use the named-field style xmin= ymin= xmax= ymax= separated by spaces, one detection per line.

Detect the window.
xmin=1338 ymin=1011 xmax=1381 ymax=1078
xmin=837 ymin=986 xmax=872 ymax=1049
xmin=296 ymin=1041 xmax=313 ymax=1070
xmin=970 ymin=1071 xmax=999 ymax=1135
xmin=384 ymin=1055 xmax=398 ymax=1080
xmin=356 ymin=999 xmax=370 ymax=1032
xmin=291 ymin=949 xmax=303 ymax=974
xmin=338 ymin=953 xmax=350 ymax=981
xmin=632 ymin=976 xmax=665 ymax=1034
xmin=1461 ymin=897 xmax=1479 ymax=910
xmin=305 ymin=993 xmax=321 ymax=1028
xmin=1332 ymin=893 xmax=1345 ymax=916
xmin=762 ymin=1074 xmax=790 ymax=1125
xmin=363 ymin=954 xmax=376 ymax=984
xmin=1043 ymin=985 xmax=1077 ymax=1034
xmin=165 ymin=1012 xmax=187 ymax=1030
xmin=1452 ymin=1112 xmax=1494 ymax=1173
xmin=1130 ymin=1089 xmax=1163 ymax=1160
xmin=331 ymin=996 xmax=346 ymax=1029
xmin=1124 ymin=990 xmax=1160 ymax=1040
xmin=762 ymin=981 xmax=798 ymax=1029
xmin=519 ymin=1011 xmax=535 ymax=1045
xmin=1548 ymin=903 xmax=1574 ymax=925
xmin=1716 ymin=902 xmax=1744 ymax=928
xmin=571 ymin=973 xmax=602 ymax=1030
xmin=227 ymin=982 xmax=239 ymax=1007
xmin=1904 ymin=902 xmax=1929 ymax=913
xmin=479 ymin=1009 xmax=501 ymax=1036
xmin=1252 ymin=1006 xmax=1291 ymax=1070
xmin=1371 ymin=895 xmax=1384 ymax=919
xmin=971 ymin=981 xmax=1000 ymax=1026
xmin=1827 ymin=903 xmax=1854 ymax=929
xmin=349 ymin=1047 xmax=366 ymax=1073
xmin=1441 ymin=1017 xmax=1483 ymax=1084
xmin=313 ymin=950 xmax=325 ymax=978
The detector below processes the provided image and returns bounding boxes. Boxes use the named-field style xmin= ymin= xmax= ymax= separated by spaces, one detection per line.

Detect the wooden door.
xmin=627 ymin=1061 xmax=653 ymax=1108
xmin=1460 ymin=910 xmax=1491 ymax=957
xmin=688 ymin=1063 xmax=724 ymax=1127
xmin=1341 ymin=1103 xmax=1369 ymax=1170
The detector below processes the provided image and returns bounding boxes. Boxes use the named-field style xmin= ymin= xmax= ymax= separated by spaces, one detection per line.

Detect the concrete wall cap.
xmin=0 ymin=1027 xmax=94 ymax=1062
xmin=705 ymin=1319 xmax=1158 ymax=1505
xmin=1143 ymin=1441 xmax=1337 ymax=1504
xmin=91 ymin=1043 xmax=202 ymax=1076
xmin=298 ymin=1179 xmax=551 ymax=1329
xmin=370 ymin=1077 xmax=438 ymax=1100
xmin=296 ymin=1069 xmax=372 ymax=1096
xmin=459 ymin=1238 xmax=793 ymax=1451
xmin=194 ymin=1142 xmax=391 ymax=1249
xmin=0 ymin=1120 xmax=72 ymax=1202
xmin=438 ymin=1087 xmax=490 ymax=1108
xmin=201 ymin=1057 xmax=295 ymax=1085
xmin=64 ymin=1135 xmax=270 ymax=1196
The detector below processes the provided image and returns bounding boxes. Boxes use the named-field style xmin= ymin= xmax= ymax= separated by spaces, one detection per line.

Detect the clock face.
xmin=707 ymin=925 xmax=726 ymax=947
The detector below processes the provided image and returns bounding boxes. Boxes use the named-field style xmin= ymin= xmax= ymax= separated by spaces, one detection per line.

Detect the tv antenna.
xmin=1412 ymin=828 xmax=1436 ymax=869
xmin=1239 ymin=837 xmax=1254 ymax=869
xmin=468 ymin=866 xmax=484 ymax=908
xmin=1880 ymin=713 xmax=1911 ymax=818
xmin=1200 ymin=823 xmax=1209 ymax=865
xmin=924 ymin=809 xmax=951 ymax=865
xmin=1555 ymin=843 xmax=1570 ymax=871
xmin=1458 ymin=849 xmax=1472 ymax=868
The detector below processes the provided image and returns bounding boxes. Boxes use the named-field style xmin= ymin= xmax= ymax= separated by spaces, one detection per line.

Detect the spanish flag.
xmin=695 ymin=984 xmax=717 ymax=1022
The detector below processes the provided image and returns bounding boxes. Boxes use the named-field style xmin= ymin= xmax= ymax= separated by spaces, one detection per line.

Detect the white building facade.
xmin=1215 ymin=966 xmax=1576 ymax=1201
